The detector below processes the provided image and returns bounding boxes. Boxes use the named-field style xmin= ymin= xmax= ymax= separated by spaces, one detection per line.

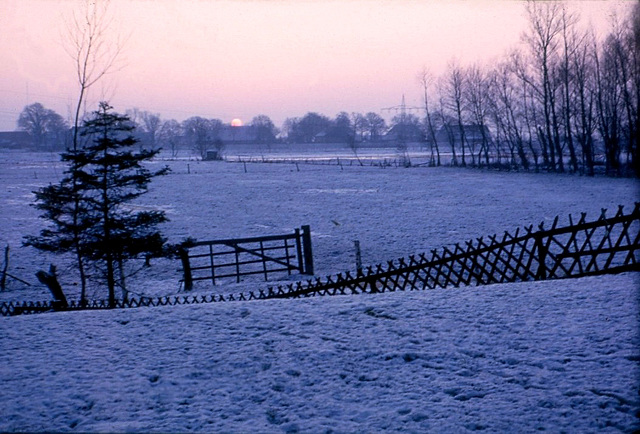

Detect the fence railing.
xmin=259 ymin=203 xmax=639 ymax=299
xmin=179 ymin=225 xmax=314 ymax=290
xmin=1 ymin=204 xmax=638 ymax=316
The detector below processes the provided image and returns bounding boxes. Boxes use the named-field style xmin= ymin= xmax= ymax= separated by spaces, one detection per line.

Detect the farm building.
xmin=382 ymin=123 xmax=425 ymax=143
xmin=432 ymin=124 xmax=494 ymax=149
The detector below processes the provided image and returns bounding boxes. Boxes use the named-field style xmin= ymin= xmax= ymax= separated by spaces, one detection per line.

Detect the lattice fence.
xmin=261 ymin=203 xmax=639 ymax=299
xmin=2 ymin=203 xmax=638 ymax=316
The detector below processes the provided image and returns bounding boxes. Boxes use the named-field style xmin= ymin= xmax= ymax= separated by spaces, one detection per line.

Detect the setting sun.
xmin=231 ymin=118 xmax=243 ymax=127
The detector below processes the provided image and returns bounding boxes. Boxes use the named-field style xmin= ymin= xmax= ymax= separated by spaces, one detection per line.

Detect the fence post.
xmin=295 ymin=228 xmax=304 ymax=273
xmin=535 ymin=234 xmax=547 ymax=280
xmin=179 ymin=248 xmax=193 ymax=291
xmin=301 ymin=225 xmax=314 ymax=275
xmin=354 ymin=240 xmax=362 ymax=274
xmin=234 ymin=244 xmax=241 ymax=283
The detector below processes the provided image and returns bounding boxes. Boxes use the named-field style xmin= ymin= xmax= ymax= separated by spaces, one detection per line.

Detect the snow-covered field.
xmin=0 ymin=274 xmax=638 ymax=432
xmin=0 ymin=149 xmax=639 ymax=432
xmin=1 ymin=149 xmax=638 ymax=300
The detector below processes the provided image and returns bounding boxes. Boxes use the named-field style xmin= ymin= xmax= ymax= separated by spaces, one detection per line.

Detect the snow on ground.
xmin=0 ymin=273 xmax=638 ymax=432
xmin=1 ymin=149 xmax=638 ymax=301
xmin=0 ymin=149 xmax=639 ymax=432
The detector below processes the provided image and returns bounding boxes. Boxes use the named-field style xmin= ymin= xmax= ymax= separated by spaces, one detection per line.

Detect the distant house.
xmin=382 ymin=124 xmax=425 ymax=143
xmin=0 ymin=131 xmax=32 ymax=149
xmin=432 ymin=124 xmax=493 ymax=149
xmin=313 ymin=128 xmax=354 ymax=144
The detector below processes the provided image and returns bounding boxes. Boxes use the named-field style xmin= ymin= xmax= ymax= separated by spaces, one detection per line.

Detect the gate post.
xmin=295 ymin=228 xmax=304 ymax=273
xmin=301 ymin=225 xmax=314 ymax=275
xmin=534 ymin=234 xmax=547 ymax=280
xmin=179 ymin=247 xmax=193 ymax=291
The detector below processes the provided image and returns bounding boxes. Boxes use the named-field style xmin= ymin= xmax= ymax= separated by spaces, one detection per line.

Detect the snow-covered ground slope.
xmin=0 ymin=273 xmax=638 ymax=432
xmin=1 ymin=150 xmax=638 ymax=300
xmin=0 ymin=150 xmax=639 ymax=432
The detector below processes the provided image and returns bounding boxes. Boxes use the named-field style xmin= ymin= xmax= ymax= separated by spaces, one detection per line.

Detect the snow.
xmin=1 ymin=148 xmax=638 ymax=301
xmin=1 ymin=149 xmax=639 ymax=432
xmin=0 ymin=273 xmax=638 ymax=432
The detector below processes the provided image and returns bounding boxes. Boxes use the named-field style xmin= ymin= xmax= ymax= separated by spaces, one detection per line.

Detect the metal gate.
xmin=179 ymin=225 xmax=314 ymax=289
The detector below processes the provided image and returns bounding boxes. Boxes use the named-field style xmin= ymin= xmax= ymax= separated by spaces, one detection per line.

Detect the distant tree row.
xmin=13 ymin=105 xmax=280 ymax=158
xmin=280 ymin=111 xmax=388 ymax=144
xmin=14 ymin=103 xmax=393 ymax=155
xmin=12 ymin=2 xmax=637 ymax=176
xmin=417 ymin=1 xmax=639 ymax=176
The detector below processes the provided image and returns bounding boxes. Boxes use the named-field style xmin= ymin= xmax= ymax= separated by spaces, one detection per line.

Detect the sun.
xmin=231 ymin=118 xmax=243 ymax=127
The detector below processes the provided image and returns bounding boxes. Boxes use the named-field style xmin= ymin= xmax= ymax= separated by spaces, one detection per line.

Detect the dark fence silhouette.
xmin=263 ymin=203 xmax=639 ymax=299
xmin=2 ymin=204 xmax=638 ymax=316
xmin=229 ymin=156 xmax=412 ymax=168
xmin=179 ymin=226 xmax=314 ymax=290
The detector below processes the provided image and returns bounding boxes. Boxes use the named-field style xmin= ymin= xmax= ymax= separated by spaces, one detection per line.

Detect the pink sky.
xmin=0 ymin=0 xmax=628 ymax=131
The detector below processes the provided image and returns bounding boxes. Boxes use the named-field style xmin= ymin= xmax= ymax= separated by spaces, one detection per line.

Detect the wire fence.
xmin=2 ymin=203 xmax=638 ymax=317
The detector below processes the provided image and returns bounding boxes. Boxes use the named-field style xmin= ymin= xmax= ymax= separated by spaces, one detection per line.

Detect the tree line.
xmin=418 ymin=2 xmax=638 ymax=176
xmin=13 ymin=104 xmax=280 ymax=158
xmin=12 ymin=2 xmax=638 ymax=176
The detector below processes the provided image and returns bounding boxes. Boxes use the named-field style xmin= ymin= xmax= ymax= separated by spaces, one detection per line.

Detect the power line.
xmin=381 ymin=95 xmax=423 ymax=115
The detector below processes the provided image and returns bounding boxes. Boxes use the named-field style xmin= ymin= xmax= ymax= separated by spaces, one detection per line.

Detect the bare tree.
xmin=351 ymin=113 xmax=368 ymax=141
xmin=436 ymin=85 xmax=458 ymax=166
xmin=441 ymin=61 xmax=468 ymax=166
xmin=487 ymin=60 xmax=530 ymax=170
xmin=413 ymin=1 xmax=636 ymax=176
xmin=62 ymin=0 xmax=125 ymax=304
xmin=521 ymin=1 xmax=565 ymax=172
xmin=418 ymin=68 xmax=441 ymax=166
xmin=627 ymin=3 xmax=640 ymax=175
xmin=569 ymin=28 xmax=597 ymax=175
xmin=250 ymin=115 xmax=278 ymax=146
xmin=182 ymin=116 xmax=211 ymax=159
xmin=365 ymin=112 xmax=386 ymax=142
xmin=141 ymin=111 xmax=162 ymax=150
xmin=593 ymin=30 xmax=624 ymax=175
xmin=349 ymin=113 xmax=367 ymax=166
xmin=17 ymin=103 xmax=69 ymax=151
xmin=65 ymin=0 xmax=125 ymax=151
xmin=158 ymin=119 xmax=182 ymax=158
xmin=125 ymin=109 xmax=161 ymax=150
xmin=614 ymin=3 xmax=640 ymax=175
xmin=464 ymin=64 xmax=493 ymax=166
xmin=558 ymin=4 xmax=581 ymax=172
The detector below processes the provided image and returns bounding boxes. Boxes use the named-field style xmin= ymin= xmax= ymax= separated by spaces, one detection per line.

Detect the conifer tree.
xmin=25 ymin=102 xmax=170 ymax=307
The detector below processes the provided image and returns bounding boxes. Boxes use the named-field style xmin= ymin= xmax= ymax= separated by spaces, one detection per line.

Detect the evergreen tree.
xmin=25 ymin=102 xmax=170 ymax=307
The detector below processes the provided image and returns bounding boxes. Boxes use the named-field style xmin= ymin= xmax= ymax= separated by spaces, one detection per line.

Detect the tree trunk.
xmin=36 ymin=265 xmax=68 ymax=308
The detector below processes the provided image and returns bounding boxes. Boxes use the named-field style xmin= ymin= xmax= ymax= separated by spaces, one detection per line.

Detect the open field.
xmin=1 ymin=149 xmax=637 ymax=301
xmin=0 ymin=149 xmax=639 ymax=432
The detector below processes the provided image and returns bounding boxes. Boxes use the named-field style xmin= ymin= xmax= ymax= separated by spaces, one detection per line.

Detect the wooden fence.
xmin=179 ymin=225 xmax=314 ymax=290
xmin=261 ymin=203 xmax=639 ymax=299
xmin=1 ymin=204 xmax=638 ymax=316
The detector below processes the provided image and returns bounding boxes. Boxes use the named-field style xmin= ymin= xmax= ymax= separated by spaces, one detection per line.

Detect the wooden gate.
xmin=179 ymin=225 xmax=313 ymax=289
